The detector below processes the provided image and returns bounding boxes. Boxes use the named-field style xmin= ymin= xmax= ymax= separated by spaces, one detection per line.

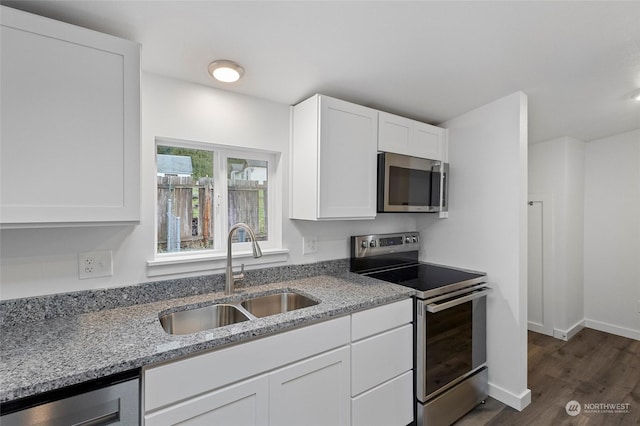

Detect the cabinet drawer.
xmin=351 ymin=298 xmax=412 ymax=341
xmin=144 ymin=375 xmax=269 ymax=426
xmin=352 ymin=371 xmax=413 ymax=426
xmin=351 ymin=324 xmax=413 ymax=396
xmin=144 ymin=316 xmax=350 ymax=412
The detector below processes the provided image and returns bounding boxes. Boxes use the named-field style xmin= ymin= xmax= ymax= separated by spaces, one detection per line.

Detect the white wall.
xmin=528 ymin=130 xmax=640 ymax=341
xmin=583 ymin=129 xmax=640 ymax=339
xmin=0 ymin=73 xmax=416 ymax=300
xmin=528 ymin=137 xmax=585 ymax=337
xmin=417 ymin=92 xmax=530 ymax=410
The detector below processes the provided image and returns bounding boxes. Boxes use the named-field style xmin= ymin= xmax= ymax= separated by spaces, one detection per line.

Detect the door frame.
xmin=527 ymin=193 xmax=554 ymax=336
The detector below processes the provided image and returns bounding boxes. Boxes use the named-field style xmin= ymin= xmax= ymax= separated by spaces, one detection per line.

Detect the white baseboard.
xmin=488 ymin=382 xmax=531 ymax=411
xmin=527 ymin=321 xmax=548 ymax=335
xmin=553 ymin=320 xmax=585 ymax=341
xmin=584 ymin=319 xmax=640 ymax=341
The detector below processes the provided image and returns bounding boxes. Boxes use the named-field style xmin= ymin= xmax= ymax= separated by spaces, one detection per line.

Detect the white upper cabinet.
xmin=0 ymin=6 xmax=140 ymax=227
xmin=378 ymin=111 xmax=448 ymax=161
xmin=290 ymin=94 xmax=378 ymax=220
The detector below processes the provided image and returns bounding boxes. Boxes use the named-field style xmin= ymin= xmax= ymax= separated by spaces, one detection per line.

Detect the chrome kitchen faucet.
xmin=225 ymin=223 xmax=263 ymax=294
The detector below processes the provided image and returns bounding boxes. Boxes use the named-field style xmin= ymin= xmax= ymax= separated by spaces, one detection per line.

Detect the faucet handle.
xmin=233 ymin=263 xmax=245 ymax=282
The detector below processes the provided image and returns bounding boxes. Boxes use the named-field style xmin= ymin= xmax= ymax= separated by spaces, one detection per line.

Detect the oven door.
xmin=416 ymin=286 xmax=489 ymax=402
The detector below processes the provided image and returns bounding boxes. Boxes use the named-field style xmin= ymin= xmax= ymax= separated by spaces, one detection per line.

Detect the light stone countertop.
xmin=0 ymin=272 xmax=413 ymax=403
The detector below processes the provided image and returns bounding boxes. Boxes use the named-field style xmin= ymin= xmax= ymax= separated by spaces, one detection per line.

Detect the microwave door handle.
xmin=440 ymin=171 xmax=446 ymax=209
xmin=426 ymin=288 xmax=491 ymax=313
xmin=440 ymin=163 xmax=449 ymax=210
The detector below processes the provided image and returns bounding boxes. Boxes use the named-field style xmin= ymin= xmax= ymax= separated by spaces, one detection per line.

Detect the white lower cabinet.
xmin=143 ymin=316 xmax=350 ymax=426
xmin=351 ymin=299 xmax=414 ymax=426
xmin=143 ymin=298 xmax=412 ymax=426
xmin=145 ymin=348 xmax=349 ymax=426
xmin=352 ymin=371 xmax=413 ymax=426
xmin=351 ymin=325 xmax=413 ymax=396
xmin=270 ymin=347 xmax=350 ymax=426
xmin=145 ymin=375 xmax=269 ymax=426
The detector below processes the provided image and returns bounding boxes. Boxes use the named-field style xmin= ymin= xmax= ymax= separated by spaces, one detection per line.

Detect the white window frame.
xmin=147 ymin=137 xmax=288 ymax=277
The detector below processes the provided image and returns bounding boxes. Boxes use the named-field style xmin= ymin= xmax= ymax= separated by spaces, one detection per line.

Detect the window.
xmin=156 ymin=139 xmax=277 ymax=256
xmin=157 ymin=145 xmax=214 ymax=253
xmin=227 ymin=157 xmax=268 ymax=242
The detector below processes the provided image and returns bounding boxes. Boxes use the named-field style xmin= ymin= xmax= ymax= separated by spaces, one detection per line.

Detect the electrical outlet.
xmin=79 ymin=250 xmax=113 ymax=279
xmin=303 ymin=236 xmax=318 ymax=255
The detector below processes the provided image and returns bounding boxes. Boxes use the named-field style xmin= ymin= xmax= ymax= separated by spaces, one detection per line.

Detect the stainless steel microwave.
xmin=377 ymin=152 xmax=449 ymax=213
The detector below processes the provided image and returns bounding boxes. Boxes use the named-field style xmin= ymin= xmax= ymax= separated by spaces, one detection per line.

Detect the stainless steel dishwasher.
xmin=0 ymin=370 xmax=140 ymax=425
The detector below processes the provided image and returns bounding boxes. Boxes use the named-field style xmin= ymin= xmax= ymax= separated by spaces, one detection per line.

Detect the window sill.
xmin=146 ymin=248 xmax=290 ymax=277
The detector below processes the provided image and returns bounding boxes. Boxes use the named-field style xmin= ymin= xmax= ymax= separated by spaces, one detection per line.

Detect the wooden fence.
xmin=228 ymin=179 xmax=268 ymax=242
xmin=157 ymin=176 xmax=267 ymax=252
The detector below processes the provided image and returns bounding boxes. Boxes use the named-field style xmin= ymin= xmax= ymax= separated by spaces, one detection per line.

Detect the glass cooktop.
xmin=366 ymin=263 xmax=486 ymax=293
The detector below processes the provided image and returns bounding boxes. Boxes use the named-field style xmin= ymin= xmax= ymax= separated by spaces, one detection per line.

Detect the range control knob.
xmin=361 ymin=240 xmax=368 ymax=249
xmin=405 ymin=236 xmax=411 ymax=244
xmin=369 ymin=240 xmax=377 ymax=248
xmin=412 ymin=236 xmax=418 ymax=243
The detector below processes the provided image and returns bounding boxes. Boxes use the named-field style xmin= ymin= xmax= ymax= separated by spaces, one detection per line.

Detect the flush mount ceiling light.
xmin=631 ymin=89 xmax=640 ymax=102
xmin=208 ymin=60 xmax=244 ymax=83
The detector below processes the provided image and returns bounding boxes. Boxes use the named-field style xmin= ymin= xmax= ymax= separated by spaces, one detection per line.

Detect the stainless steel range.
xmin=351 ymin=232 xmax=490 ymax=426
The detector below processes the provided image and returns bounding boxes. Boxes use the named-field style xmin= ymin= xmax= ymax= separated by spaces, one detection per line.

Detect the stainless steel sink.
xmin=159 ymin=304 xmax=250 ymax=335
xmin=240 ymin=292 xmax=319 ymax=318
xmin=159 ymin=291 xmax=320 ymax=335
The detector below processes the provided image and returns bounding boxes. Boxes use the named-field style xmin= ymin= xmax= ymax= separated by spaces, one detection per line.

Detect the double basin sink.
xmin=159 ymin=291 xmax=319 ymax=335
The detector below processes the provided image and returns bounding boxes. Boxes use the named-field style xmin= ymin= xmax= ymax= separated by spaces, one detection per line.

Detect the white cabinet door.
xmin=290 ymin=94 xmax=377 ymax=220
xmin=378 ymin=111 xmax=446 ymax=161
xmin=0 ymin=6 xmax=140 ymax=227
xmin=318 ymin=96 xmax=378 ymax=219
xmin=270 ymin=346 xmax=351 ymax=426
xmin=413 ymin=121 xmax=444 ymax=160
xmin=144 ymin=375 xmax=269 ymax=426
xmin=378 ymin=112 xmax=412 ymax=155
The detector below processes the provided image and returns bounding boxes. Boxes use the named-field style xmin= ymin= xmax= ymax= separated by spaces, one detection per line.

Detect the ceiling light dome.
xmin=208 ymin=60 xmax=244 ymax=83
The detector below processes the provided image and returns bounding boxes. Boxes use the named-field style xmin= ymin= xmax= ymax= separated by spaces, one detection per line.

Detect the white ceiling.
xmin=3 ymin=1 xmax=640 ymax=144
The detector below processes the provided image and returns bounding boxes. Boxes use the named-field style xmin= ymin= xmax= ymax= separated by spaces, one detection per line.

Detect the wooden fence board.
xmin=157 ymin=176 xmax=266 ymax=251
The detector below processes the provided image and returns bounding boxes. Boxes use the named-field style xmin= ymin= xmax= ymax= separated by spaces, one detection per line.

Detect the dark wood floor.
xmin=455 ymin=328 xmax=640 ymax=425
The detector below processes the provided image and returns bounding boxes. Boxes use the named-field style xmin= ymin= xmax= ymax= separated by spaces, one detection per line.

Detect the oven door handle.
xmin=425 ymin=288 xmax=491 ymax=313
